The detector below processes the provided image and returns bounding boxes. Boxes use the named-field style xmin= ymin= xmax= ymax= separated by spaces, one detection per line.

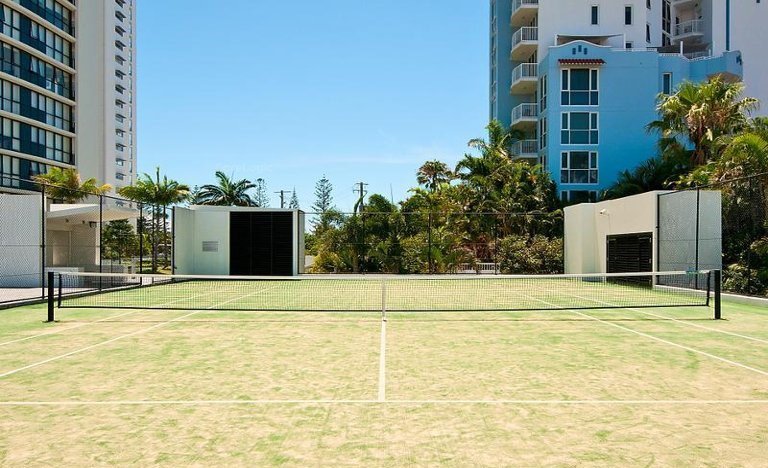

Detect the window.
xmin=591 ymin=5 xmax=599 ymax=25
xmin=561 ymin=190 xmax=598 ymax=203
xmin=662 ymin=73 xmax=673 ymax=94
xmin=625 ymin=6 xmax=633 ymax=25
xmin=561 ymin=151 xmax=598 ymax=184
xmin=539 ymin=74 xmax=548 ymax=111
xmin=539 ymin=117 xmax=548 ymax=149
xmin=626 ymin=42 xmax=634 ymax=49
xmin=561 ymin=112 xmax=599 ymax=145
xmin=646 ymin=23 xmax=651 ymax=42
xmin=647 ymin=0 xmax=652 ymax=9
xmin=0 ymin=117 xmax=21 ymax=151
xmin=561 ymin=69 xmax=599 ymax=105
xmin=115 ymin=172 xmax=125 ymax=180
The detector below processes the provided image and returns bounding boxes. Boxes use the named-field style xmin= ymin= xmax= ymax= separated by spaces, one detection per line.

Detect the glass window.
xmin=663 ymin=73 xmax=673 ymax=94
xmin=561 ymin=69 xmax=599 ymax=105
xmin=561 ymin=112 xmax=599 ymax=145
xmin=625 ymin=6 xmax=633 ymax=25
xmin=561 ymin=151 xmax=598 ymax=184
xmin=591 ymin=5 xmax=599 ymax=25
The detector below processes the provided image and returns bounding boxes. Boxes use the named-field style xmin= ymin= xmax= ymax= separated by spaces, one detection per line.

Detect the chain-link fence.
xmin=658 ymin=173 xmax=768 ymax=297
xmin=305 ymin=211 xmax=564 ymax=275
xmin=0 ymin=177 xmax=172 ymax=305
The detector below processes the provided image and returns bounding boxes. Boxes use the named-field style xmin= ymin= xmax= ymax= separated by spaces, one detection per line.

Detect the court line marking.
xmin=0 ymin=311 xmax=137 ymax=348
xmin=378 ymin=319 xmax=386 ymax=402
xmin=521 ymin=295 xmax=768 ymax=378
xmin=567 ymin=292 xmax=768 ymax=345
xmin=0 ymin=399 xmax=767 ymax=407
xmin=0 ymin=286 xmax=281 ymax=380
xmin=0 ymin=286 xmax=221 ymax=348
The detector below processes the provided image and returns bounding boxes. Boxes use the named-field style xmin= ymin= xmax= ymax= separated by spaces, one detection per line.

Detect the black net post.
xmin=171 ymin=206 xmax=176 ymax=273
xmin=714 ymin=269 xmax=722 ymax=320
xmin=45 ymin=271 xmax=54 ymax=322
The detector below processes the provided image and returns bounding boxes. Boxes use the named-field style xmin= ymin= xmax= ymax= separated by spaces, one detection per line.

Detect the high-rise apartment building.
xmin=0 ymin=0 xmax=137 ymax=193
xmin=490 ymin=0 xmax=755 ymax=202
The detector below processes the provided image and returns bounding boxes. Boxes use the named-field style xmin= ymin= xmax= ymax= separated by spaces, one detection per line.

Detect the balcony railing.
xmin=512 ymin=63 xmax=538 ymax=83
xmin=513 ymin=0 xmax=539 ymax=13
xmin=512 ymin=139 xmax=538 ymax=157
xmin=674 ymin=19 xmax=704 ymax=39
xmin=511 ymin=103 xmax=538 ymax=125
xmin=512 ymin=26 xmax=538 ymax=48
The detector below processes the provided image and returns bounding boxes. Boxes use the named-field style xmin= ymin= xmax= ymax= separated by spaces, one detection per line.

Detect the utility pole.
xmin=353 ymin=182 xmax=369 ymax=213
xmin=275 ymin=190 xmax=291 ymax=209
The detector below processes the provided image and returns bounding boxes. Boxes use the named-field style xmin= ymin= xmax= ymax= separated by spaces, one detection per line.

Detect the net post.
xmin=714 ymin=269 xmax=722 ymax=320
xmin=381 ymin=278 xmax=387 ymax=321
xmin=45 ymin=271 xmax=55 ymax=323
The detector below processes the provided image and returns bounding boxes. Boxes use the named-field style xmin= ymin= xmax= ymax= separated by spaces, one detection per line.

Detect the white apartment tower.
xmin=77 ymin=0 xmax=137 ymax=192
xmin=0 ymin=0 xmax=137 ymax=193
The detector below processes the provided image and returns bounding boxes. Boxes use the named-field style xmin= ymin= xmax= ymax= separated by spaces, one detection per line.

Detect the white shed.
xmin=564 ymin=190 xmax=722 ymax=274
xmin=173 ymin=206 xmax=305 ymax=276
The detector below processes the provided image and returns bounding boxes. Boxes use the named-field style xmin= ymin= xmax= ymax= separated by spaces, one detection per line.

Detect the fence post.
xmin=40 ymin=189 xmax=46 ymax=299
xmin=171 ymin=206 xmax=176 ymax=273
xmin=695 ymin=188 xmax=701 ymax=289
xmin=138 ymin=203 xmax=143 ymax=274
xmin=427 ymin=211 xmax=433 ymax=274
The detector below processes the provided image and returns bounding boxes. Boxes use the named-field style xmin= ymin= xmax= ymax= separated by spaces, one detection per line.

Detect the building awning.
xmin=558 ymin=59 xmax=606 ymax=66
xmin=47 ymin=203 xmax=139 ymax=224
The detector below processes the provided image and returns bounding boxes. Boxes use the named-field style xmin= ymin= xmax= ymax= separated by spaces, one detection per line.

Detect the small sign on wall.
xmin=201 ymin=241 xmax=219 ymax=253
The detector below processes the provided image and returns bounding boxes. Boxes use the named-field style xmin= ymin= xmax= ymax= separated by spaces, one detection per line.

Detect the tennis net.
xmin=51 ymin=270 xmax=720 ymax=318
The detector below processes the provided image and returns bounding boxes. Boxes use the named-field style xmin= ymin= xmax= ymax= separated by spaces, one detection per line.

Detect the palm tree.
xmin=467 ymin=120 xmax=525 ymax=160
xmin=416 ymin=160 xmax=453 ymax=192
xmin=119 ymin=168 xmax=190 ymax=272
xmin=33 ymin=167 xmax=112 ymax=203
xmin=196 ymin=171 xmax=256 ymax=207
xmin=648 ymin=78 xmax=758 ymax=165
xmin=602 ymin=153 xmax=689 ymax=200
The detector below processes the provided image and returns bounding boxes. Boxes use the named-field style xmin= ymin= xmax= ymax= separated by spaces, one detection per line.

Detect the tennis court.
xmin=0 ymin=272 xmax=767 ymax=466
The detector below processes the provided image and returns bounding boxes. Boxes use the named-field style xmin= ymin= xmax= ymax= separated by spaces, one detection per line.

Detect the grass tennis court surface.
xmin=1 ymin=292 xmax=767 ymax=465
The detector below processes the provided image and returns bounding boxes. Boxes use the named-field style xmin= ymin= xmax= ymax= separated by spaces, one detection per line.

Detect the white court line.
xmin=378 ymin=319 xmax=386 ymax=402
xmin=518 ymin=294 xmax=768 ymax=379
xmin=0 ymin=285 xmax=281 ymax=380
xmin=0 ymin=286 xmax=221 ymax=348
xmin=569 ymin=292 xmax=768 ymax=345
xmin=0 ymin=399 xmax=767 ymax=407
xmin=0 ymin=310 xmax=137 ymax=348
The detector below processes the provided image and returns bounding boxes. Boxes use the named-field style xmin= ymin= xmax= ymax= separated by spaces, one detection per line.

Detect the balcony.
xmin=510 ymin=63 xmax=538 ymax=95
xmin=674 ymin=19 xmax=704 ymax=44
xmin=511 ymin=0 xmax=538 ymax=28
xmin=512 ymin=139 xmax=539 ymax=159
xmin=510 ymin=103 xmax=538 ymax=130
xmin=511 ymin=26 xmax=538 ymax=61
xmin=671 ymin=0 xmax=697 ymax=9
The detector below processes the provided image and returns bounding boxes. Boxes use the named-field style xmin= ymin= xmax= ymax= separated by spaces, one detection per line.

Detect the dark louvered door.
xmin=607 ymin=233 xmax=653 ymax=273
xmin=229 ymin=212 xmax=252 ymax=275
xmin=229 ymin=212 xmax=294 ymax=276
xmin=271 ymin=212 xmax=294 ymax=276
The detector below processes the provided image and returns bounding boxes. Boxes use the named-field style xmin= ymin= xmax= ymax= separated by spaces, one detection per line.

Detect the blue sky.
xmin=137 ymin=1 xmax=489 ymax=211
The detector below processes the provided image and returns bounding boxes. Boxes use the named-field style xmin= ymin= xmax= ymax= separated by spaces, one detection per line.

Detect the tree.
xmin=648 ymin=78 xmax=758 ymax=165
xmin=101 ymin=220 xmax=139 ymax=263
xmin=33 ymin=167 xmax=112 ymax=203
xmin=416 ymin=160 xmax=453 ymax=192
xmin=602 ymin=152 xmax=691 ymax=200
xmin=196 ymin=171 xmax=256 ymax=207
xmin=312 ymin=176 xmax=334 ymax=213
xmin=467 ymin=120 xmax=524 ymax=161
xmin=289 ymin=188 xmax=300 ymax=209
xmin=118 ymin=168 xmax=190 ymax=272
xmin=254 ymin=178 xmax=270 ymax=207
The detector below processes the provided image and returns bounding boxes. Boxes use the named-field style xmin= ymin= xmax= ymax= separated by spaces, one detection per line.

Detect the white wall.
xmin=728 ymin=0 xmax=768 ymax=115
xmin=539 ymin=0 xmax=650 ymax=55
xmin=565 ymin=191 xmax=660 ymax=274
xmin=0 ymin=195 xmax=42 ymax=287
xmin=174 ymin=207 xmax=231 ymax=276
